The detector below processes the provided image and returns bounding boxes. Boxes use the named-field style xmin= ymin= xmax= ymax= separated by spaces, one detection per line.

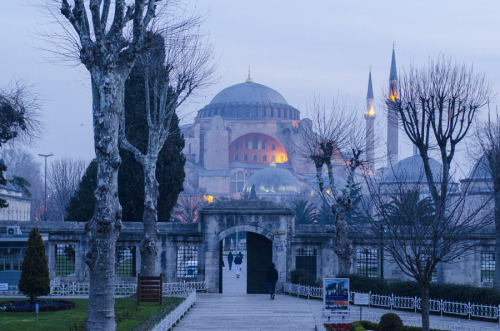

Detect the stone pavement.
xmin=222 ymin=254 xmax=247 ymax=295
xmin=173 ymin=292 xmax=500 ymax=331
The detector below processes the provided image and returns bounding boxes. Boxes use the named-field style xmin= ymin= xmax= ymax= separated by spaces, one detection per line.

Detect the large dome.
xmin=196 ymin=79 xmax=300 ymax=120
xmin=243 ymin=164 xmax=300 ymax=195
xmin=210 ymin=81 xmax=288 ymax=105
xmin=383 ymin=155 xmax=442 ymax=183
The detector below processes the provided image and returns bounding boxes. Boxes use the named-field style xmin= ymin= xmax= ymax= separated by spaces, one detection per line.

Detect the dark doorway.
xmin=247 ymin=232 xmax=272 ymax=293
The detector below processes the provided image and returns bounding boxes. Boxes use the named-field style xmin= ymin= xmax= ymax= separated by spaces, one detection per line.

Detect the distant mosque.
xmin=180 ymin=49 xmax=402 ymax=199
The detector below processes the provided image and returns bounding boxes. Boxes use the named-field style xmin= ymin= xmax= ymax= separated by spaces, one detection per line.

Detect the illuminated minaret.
xmin=364 ymin=70 xmax=375 ymax=169
xmin=387 ymin=47 xmax=399 ymax=166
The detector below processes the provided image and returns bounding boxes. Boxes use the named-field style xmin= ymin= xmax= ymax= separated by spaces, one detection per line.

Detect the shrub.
xmin=359 ymin=321 xmax=378 ymax=330
xmin=379 ymin=313 xmax=403 ymax=331
xmin=349 ymin=321 xmax=365 ymax=331
xmin=18 ymin=228 xmax=50 ymax=301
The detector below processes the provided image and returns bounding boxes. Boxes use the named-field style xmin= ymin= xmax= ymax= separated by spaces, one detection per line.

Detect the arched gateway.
xmin=199 ymin=200 xmax=290 ymax=293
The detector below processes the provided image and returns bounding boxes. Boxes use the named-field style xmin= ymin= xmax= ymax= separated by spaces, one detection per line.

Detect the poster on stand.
xmin=323 ymin=278 xmax=349 ymax=312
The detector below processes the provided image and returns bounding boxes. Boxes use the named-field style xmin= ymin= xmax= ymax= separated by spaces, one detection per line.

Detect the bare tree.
xmin=58 ymin=1 xmax=161 ymax=328
xmin=380 ymin=57 xmax=491 ymax=331
xmin=171 ymin=187 xmax=208 ymax=223
xmin=299 ymin=100 xmax=364 ymax=275
xmin=119 ymin=26 xmax=214 ymax=276
xmin=474 ymin=112 xmax=500 ymax=288
xmin=47 ymin=158 xmax=88 ymax=221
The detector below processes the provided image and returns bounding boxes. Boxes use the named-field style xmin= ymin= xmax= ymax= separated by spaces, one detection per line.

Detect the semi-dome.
xmin=196 ymin=78 xmax=300 ymax=120
xmin=468 ymin=155 xmax=491 ymax=180
xmin=383 ymin=155 xmax=442 ymax=183
xmin=243 ymin=164 xmax=300 ymax=195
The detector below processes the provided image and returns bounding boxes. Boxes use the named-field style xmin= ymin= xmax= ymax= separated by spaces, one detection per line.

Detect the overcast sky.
xmin=1 ymin=1 xmax=499 ymax=176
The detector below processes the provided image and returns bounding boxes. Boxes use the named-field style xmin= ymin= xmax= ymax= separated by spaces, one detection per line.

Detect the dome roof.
xmin=196 ymin=79 xmax=300 ymax=120
xmin=469 ymin=155 xmax=491 ymax=180
xmin=383 ymin=155 xmax=442 ymax=183
xmin=210 ymin=81 xmax=288 ymax=106
xmin=243 ymin=164 xmax=300 ymax=195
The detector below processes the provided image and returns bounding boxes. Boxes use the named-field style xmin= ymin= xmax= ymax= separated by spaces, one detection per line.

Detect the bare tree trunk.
xmin=84 ymin=75 xmax=124 ymax=331
xmin=335 ymin=210 xmax=352 ymax=275
xmin=420 ymin=283 xmax=431 ymax=331
xmin=494 ymin=188 xmax=500 ymax=289
xmin=140 ymin=158 xmax=159 ymax=276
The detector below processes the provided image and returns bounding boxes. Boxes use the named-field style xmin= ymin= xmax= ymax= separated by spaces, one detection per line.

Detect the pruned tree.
xmin=119 ymin=29 xmax=214 ymax=276
xmin=18 ymin=227 xmax=50 ymax=302
xmin=375 ymin=57 xmax=492 ymax=331
xmin=474 ymin=112 xmax=500 ymax=289
xmin=58 ymin=1 xmax=161 ymax=328
xmin=299 ymin=100 xmax=364 ymax=275
xmin=47 ymin=158 xmax=88 ymax=221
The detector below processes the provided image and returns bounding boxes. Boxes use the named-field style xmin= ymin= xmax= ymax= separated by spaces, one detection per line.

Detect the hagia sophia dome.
xmin=243 ymin=164 xmax=301 ymax=196
xmin=196 ymin=76 xmax=300 ymax=120
xmin=382 ymin=155 xmax=442 ymax=183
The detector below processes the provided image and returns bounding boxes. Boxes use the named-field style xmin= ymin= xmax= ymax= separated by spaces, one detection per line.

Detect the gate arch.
xmin=218 ymin=225 xmax=275 ymax=243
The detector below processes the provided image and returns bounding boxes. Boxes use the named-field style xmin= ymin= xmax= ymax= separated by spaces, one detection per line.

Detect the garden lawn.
xmin=0 ymin=297 xmax=183 ymax=331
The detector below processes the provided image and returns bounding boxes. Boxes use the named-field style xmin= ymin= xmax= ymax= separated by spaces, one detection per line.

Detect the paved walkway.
xmin=222 ymin=254 xmax=247 ymax=295
xmin=173 ymin=293 xmax=500 ymax=331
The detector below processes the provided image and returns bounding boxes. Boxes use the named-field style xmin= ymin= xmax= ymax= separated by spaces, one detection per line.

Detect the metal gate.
xmin=246 ymin=232 xmax=272 ymax=294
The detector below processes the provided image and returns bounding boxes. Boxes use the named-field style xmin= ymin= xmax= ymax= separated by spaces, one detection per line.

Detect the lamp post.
xmin=38 ymin=153 xmax=53 ymax=221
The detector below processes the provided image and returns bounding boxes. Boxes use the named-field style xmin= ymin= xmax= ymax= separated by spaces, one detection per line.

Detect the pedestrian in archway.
xmin=266 ymin=263 xmax=279 ymax=300
xmin=227 ymin=251 xmax=233 ymax=270
xmin=234 ymin=251 xmax=243 ymax=278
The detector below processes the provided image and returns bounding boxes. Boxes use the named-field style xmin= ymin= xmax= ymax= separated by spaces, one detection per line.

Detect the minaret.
xmin=387 ymin=46 xmax=399 ymax=166
xmin=364 ymin=70 xmax=375 ymax=170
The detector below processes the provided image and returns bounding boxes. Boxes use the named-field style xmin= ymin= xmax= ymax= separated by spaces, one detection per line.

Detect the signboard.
xmin=354 ymin=292 xmax=370 ymax=305
xmin=275 ymin=246 xmax=284 ymax=252
xmin=323 ymin=278 xmax=349 ymax=312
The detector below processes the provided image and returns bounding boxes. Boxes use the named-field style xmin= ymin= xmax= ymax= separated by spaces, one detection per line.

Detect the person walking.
xmin=234 ymin=251 xmax=243 ymax=278
xmin=266 ymin=263 xmax=279 ymax=300
xmin=227 ymin=251 xmax=233 ymax=270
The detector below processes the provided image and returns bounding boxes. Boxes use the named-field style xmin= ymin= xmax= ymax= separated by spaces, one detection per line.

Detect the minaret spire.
xmin=365 ymin=69 xmax=375 ymax=170
xmin=387 ymin=46 xmax=399 ymax=166
xmin=246 ymin=66 xmax=253 ymax=82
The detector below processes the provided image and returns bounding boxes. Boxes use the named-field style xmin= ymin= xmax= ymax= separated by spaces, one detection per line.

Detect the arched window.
xmin=244 ymin=154 xmax=248 ymax=161
xmin=235 ymin=142 xmax=239 ymax=150
xmin=262 ymin=139 xmax=267 ymax=149
xmin=252 ymin=136 xmax=258 ymax=149
xmin=245 ymin=140 xmax=249 ymax=149
xmin=262 ymin=155 xmax=267 ymax=162
xmin=230 ymin=171 xmax=248 ymax=193
xmin=253 ymin=154 xmax=257 ymax=162
xmin=280 ymin=155 xmax=285 ymax=162
xmin=271 ymin=155 xmax=276 ymax=162
xmin=234 ymin=154 xmax=239 ymax=161
xmin=271 ymin=144 xmax=276 ymax=150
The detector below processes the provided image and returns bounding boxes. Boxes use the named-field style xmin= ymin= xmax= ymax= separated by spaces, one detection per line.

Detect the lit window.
xmin=280 ymin=155 xmax=285 ymax=162
xmin=481 ymin=251 xmax=495 ymax=282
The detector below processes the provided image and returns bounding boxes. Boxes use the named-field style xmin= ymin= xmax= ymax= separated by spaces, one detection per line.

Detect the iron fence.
xmin=284 ymin=282 xmax=500 ymax=323
xmin=151 ymin=290 xmax=196 ymax=331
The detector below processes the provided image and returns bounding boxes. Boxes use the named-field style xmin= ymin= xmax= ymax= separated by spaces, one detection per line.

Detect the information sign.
xmin=354 ymin=293 xmax=369 ymax=305
xmin=323 ymin=278 xmax=349 ymax=312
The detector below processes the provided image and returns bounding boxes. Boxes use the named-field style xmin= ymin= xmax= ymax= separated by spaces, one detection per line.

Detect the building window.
xmin=235 ymin=142 xmax=239 ymax=150
xmin=252 ymin=136 xmax=258 ymax=149
xmin=271 ymin=155 xmax=276 ymax=163
xmin=278 ymin=109 xmax=281 ymax=117
xmin=280 ymin=155 xmax=285 ymax=163
xmin=116 ymin=246 xmax=136 ymax=277
xmin=262 ymin=140 xmax=267 ymax=149
xmin=481 ymin=251 xmax=495 ymax=282
xmin=271 ymin=108 xmax=274 ymax=117
xmin=0 ymin=248 xmax=23 ymax=272
xmin=356 ymin=248 xmax=378 ymax=278
xmin=253 ymin=154 xmax=257 ymax=162
xmin=262 ymin=155 xmax=267 ymax=162
xmin=234 ymin=154 xmax=239 ymax=161
xmin=230 ymin=171 xmax=248 ymax=193
xmin=296 ymin=248 xmax=317 ymax=280
xmin=56 ymin=244 xmax=76 ymax=277
xmin=177 ymin=246 xmax=198 ymax=278
xmin=271 ymin=144 xmax=276 ymax=150
xmin=245 ymin=140 xmax=249 ymax=149
xmin=244 ymin=154 xmax=248 ymax=162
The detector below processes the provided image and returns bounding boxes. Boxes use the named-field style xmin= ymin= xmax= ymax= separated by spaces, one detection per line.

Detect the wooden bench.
xmin=137 ymin=273 xmax=163 ymax=305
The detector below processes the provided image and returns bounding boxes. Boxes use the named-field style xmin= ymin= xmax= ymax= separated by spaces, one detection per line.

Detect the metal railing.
xmin=0 ymin=280 xmax=207 ymax=297
xmin=151 ymin=290 xmax=196 ymax=331
xmin=284 ymin=283 xmax=500 ymax=323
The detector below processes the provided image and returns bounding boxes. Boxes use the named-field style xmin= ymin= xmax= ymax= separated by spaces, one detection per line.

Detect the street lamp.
xmin=38 ymin=153 xmax=53 ymax=221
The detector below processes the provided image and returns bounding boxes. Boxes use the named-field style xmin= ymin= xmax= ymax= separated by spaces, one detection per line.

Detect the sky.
xmin=1 ymin=0 xmax=499 ymax=176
